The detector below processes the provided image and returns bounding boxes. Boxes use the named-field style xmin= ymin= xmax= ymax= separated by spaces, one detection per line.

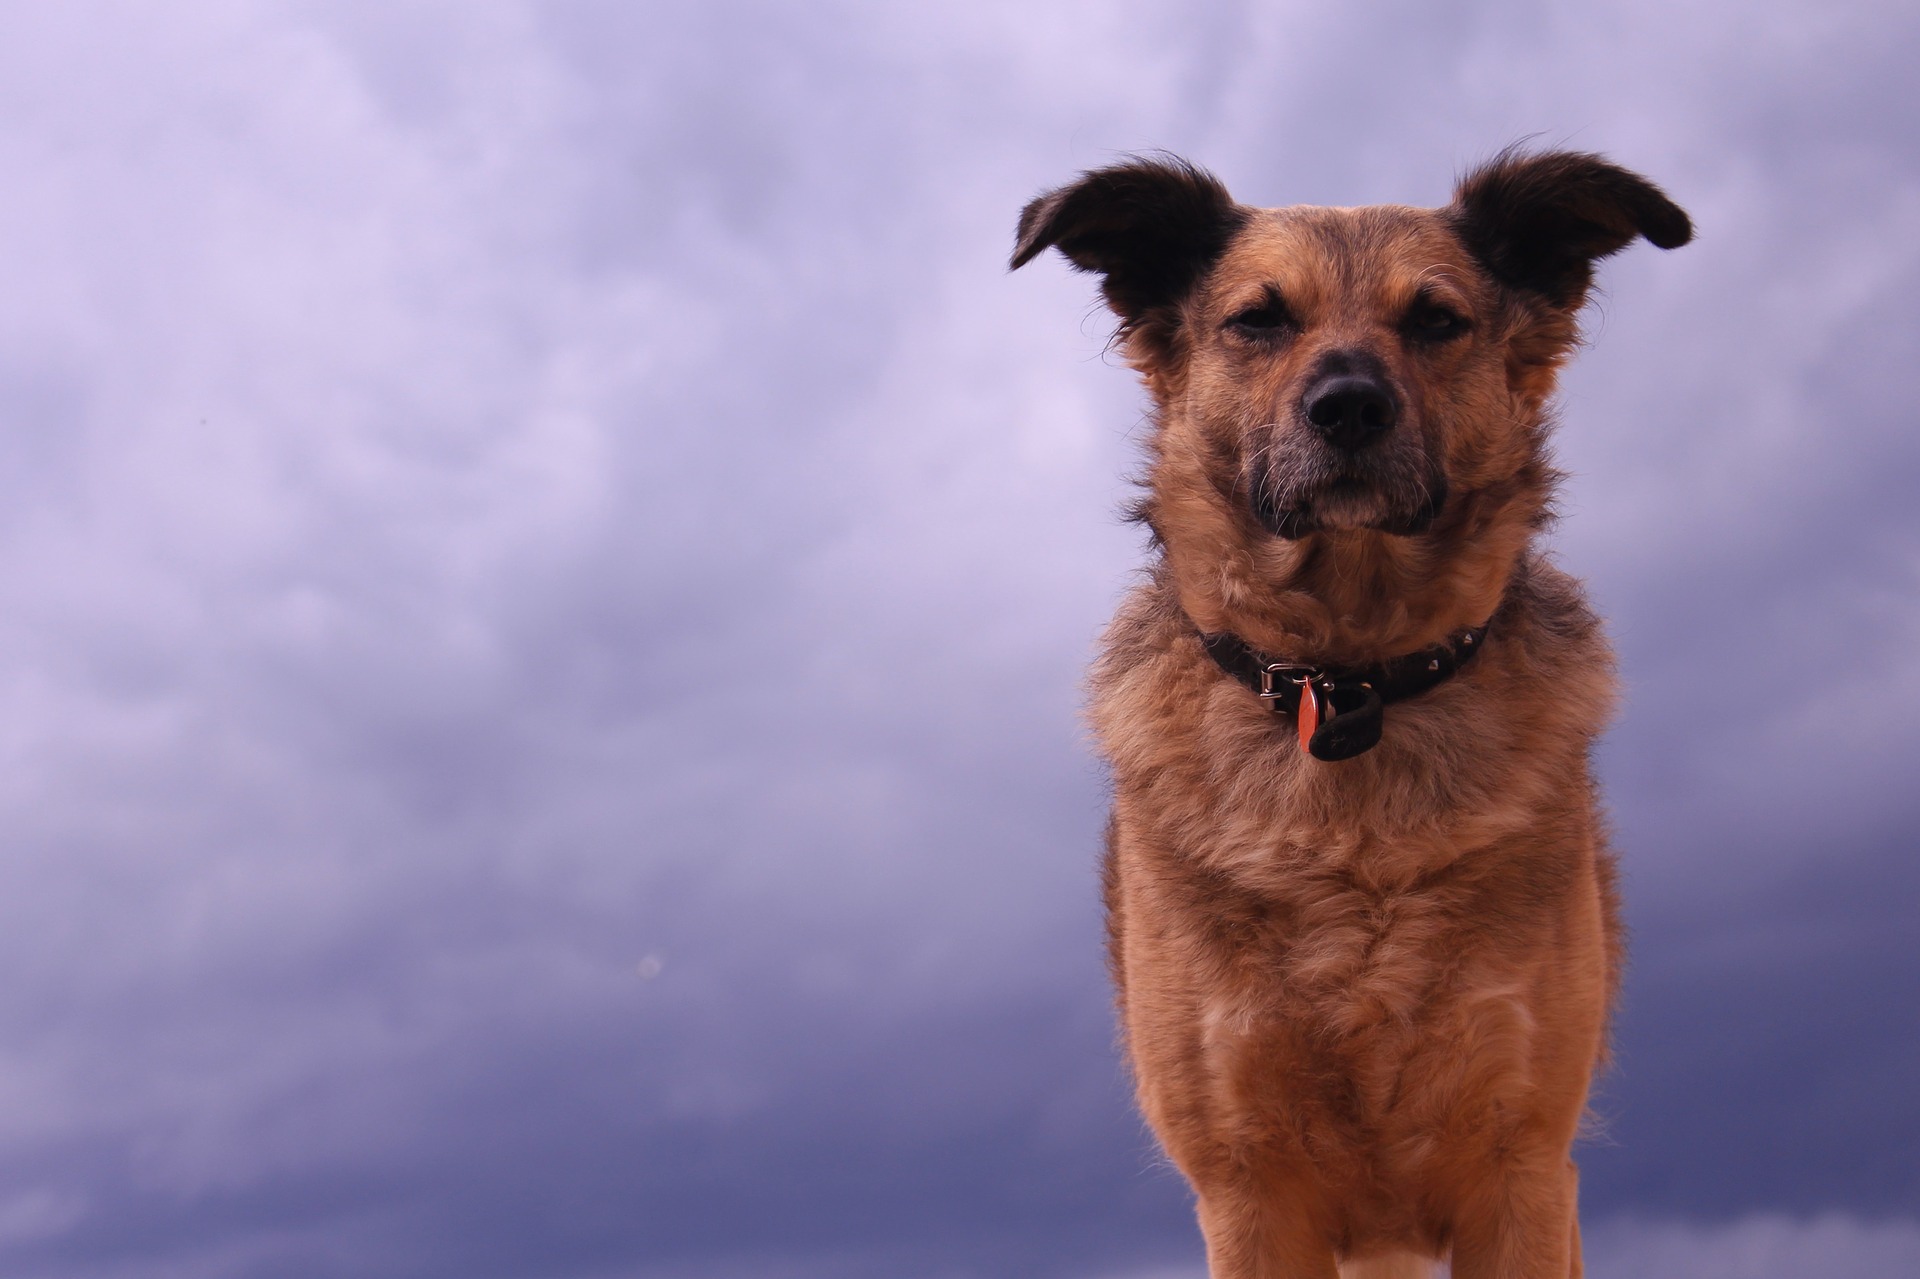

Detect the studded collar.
xmin=1198 ymin=622 xmax=1491 ymax=761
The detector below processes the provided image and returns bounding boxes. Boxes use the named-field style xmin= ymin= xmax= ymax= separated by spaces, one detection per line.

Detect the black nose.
xmin=1304 ymin=375 xmax=1397 ymax=452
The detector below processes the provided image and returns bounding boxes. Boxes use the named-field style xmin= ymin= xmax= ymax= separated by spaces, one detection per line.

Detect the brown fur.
xmin=1013 ymin=150 xmax=1690 ymax=1277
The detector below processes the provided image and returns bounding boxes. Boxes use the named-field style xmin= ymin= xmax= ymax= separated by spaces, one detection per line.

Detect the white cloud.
xmin=1091 ymin=1215 xmax=1920 ymax=1279
xmin=1587 ymin=1214 xmax=1920 ymax=1279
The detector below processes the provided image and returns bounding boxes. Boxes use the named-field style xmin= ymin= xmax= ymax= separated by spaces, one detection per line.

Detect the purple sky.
xmin=0 ymin=3 xmax=1915 ymax=1277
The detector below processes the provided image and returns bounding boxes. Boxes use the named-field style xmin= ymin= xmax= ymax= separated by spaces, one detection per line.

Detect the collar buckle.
xmin=1257 ymin=663 xmax=1322 ymax=701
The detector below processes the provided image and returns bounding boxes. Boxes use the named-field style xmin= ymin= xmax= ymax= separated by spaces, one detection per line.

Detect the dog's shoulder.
xmin=1085 ymin=562 xmax=1246 ymax=789
xmin=1480 ymin=552 xmax=1619 ymax=740
xmin=1091 ymin=564 xmax=1185 ymax=682
xmin=1502 ymin=553 xmax=1605 ymax=653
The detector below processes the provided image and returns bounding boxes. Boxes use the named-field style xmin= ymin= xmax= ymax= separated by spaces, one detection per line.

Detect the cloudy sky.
xmin=0 ymin=2 xmax=1913 ymax=1277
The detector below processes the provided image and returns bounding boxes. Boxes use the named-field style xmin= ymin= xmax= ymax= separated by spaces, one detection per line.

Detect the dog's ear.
xmin=1011 ymin=157 xmax=1245 ymax=328
xmin=1448 ymin=149 xmax=1692 ymax=309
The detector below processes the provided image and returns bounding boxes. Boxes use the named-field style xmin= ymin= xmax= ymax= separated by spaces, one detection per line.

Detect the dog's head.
xmin=1013 ymin=149 xmax=1690 ymax=656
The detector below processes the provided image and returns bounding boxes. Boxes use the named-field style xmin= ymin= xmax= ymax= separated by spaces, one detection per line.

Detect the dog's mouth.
xmin=1249 ymin=460 xmax=1447 ymax=540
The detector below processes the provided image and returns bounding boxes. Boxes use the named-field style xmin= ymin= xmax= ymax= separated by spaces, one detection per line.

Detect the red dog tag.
xmin=1297 ymin=681 xmax=1321 ymax=752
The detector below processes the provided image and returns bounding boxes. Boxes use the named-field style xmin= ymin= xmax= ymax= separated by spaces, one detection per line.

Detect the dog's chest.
xmin=1199 ymin=873 xmax=1466 ymax=1048
xmin=1187 ymin=873 xmax=1538 ymax=1169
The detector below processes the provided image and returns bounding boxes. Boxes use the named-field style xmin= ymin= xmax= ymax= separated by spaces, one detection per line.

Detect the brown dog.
xmin=1011 ymin=151 xmax=1690 ymax=1278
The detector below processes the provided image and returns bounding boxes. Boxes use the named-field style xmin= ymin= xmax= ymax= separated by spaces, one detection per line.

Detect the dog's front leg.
xmin=1193 ymin=1184 xmax=1340 ymax=1279
xmin=1446 ymin=1155 xmax=1581 ymax=1279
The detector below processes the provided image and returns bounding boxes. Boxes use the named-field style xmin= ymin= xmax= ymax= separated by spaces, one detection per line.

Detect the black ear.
xmin=1010 ymin=157 xmax=1245 ymax=324
xmin=1448 ymin=148 xmax=1693 ymax=307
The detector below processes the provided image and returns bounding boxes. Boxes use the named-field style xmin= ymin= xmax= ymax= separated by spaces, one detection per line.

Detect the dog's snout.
xmin=1304 ymin=375 xmax=1397 ymax=452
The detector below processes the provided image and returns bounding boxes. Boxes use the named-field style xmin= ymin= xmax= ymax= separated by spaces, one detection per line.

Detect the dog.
xmin=1011 ymin=150 xmax=1690 ymax=1278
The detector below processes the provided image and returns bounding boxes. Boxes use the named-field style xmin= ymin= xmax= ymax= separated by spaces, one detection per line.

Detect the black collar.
xmin=1199 ymin=623 xmax=1489 ymax=762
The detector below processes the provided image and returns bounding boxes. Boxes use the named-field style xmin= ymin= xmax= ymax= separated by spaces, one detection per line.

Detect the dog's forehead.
xmin=1206 ymin=204 xmax=1478 ymax=309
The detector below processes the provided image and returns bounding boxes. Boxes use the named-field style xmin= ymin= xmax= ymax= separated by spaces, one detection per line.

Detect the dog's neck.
xmin=1165 ymin=515 xmax=1533 ymax=667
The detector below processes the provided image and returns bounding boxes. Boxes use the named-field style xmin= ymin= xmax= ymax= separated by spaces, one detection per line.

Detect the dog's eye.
xmin=1225 ymin=298 xmax=1295 ymax=337
xmin=1404 ymin=301 xmax=1469 ymax=342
